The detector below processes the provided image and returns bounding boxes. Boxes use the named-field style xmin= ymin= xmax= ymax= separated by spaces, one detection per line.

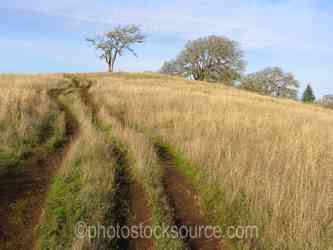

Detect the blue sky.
xmin=0 ymin=0 xmax=332 ymax=97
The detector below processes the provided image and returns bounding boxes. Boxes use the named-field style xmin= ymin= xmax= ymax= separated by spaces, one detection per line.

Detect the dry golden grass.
xmin=2 ymin=72 xmax=332 ymax=249
xmin=0 ymin=74 xmax=64 ymax=142
xmin=0 ymin=89 xmax=53 ymax=141
xmin=0 ymin=74 xmax=66 ymax=173
xmin=90 ymin=73 xmax=333 ymax=250
xmin=0 ymin=73 xmax=64 ymax=88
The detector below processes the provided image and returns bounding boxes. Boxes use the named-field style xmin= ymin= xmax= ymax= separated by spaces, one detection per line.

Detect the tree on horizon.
xmin=240 ymin=67 xmax=300 ymax=100
xmin=86 ymin=25 xmax=145 ymax=72
xmin=302 ymin=84 xmax=316 ymax=103
xmin=160 ymin=35 xmax=245 ymax=84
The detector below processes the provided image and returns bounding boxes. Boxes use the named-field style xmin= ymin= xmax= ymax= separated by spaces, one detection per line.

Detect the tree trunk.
xmin=108 ymin=62 xmax=113 ymax=73
xmin=110 ymin=57 xmax=117 ymax=73
xmin=107 ymin=54 xmax=117 ymax=73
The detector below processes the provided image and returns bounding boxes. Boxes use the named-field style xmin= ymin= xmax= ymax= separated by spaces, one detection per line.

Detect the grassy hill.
xmin=0 ymin=73 xmax=332 ymax=250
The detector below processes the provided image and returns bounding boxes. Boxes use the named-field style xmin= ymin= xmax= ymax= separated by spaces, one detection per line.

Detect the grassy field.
xmin=0 ymin=73 xmax=332 ymax=250
xmin=0 ymin=75 xmax=64 ymax=175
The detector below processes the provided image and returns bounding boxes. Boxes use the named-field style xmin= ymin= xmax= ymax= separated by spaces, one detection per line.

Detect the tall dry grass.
xmin=0 ymin=74 xmax=65 ymax=173
xmin=0 ymin=73 xmax=64 ymax=89
xmin=90 ymin=73 xmax=333 ymax=250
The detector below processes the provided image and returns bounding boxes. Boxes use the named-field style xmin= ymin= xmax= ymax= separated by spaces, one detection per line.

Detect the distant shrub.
xmin=302 ymin=84 xmax=316 ymax=103
xmin=318 ymin=94 xmax=333 ymax=109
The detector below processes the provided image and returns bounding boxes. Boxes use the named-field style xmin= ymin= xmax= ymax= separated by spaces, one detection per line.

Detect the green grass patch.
xmin=38 ymin=162 xmax=83 ymax=250
xmin=0 ymin=111 xmax=66 ymax=176
xmin=0 ymin=149 xmax=21 ymax=174
xmin=38 ymin=90 xmax=123 ymax=250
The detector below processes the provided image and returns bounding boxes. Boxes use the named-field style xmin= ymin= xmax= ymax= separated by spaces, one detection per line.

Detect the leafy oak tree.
xmin=241 ymin=67 xmax=300 ymax=99
xmin=302 ymin=84 xmax=316 ymax=103
xmin=161 ymin=35 xmax=245 ymax=83
xmin=87 ymin=25 xmax=145 ymax=72
xmin=159 ymin=60 xmax=185 ymax=76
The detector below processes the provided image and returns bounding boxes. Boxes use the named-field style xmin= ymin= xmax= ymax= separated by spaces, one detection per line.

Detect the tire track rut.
xmin=156 ymin=144 xmax=224 ymax=250
xmin=106 ymin=103 xmax=224 ymax=249
xmin=0 ymin=84 xmax=80 ymax=250
xmin=107 ymin=143 xmax=154 ymax=250
xmin=70 ymin=75 xmax=155 ymax=250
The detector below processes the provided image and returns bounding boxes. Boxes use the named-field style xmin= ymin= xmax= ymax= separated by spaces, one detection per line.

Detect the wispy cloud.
xmin=3 ymin=0 xmax=333 ymax=52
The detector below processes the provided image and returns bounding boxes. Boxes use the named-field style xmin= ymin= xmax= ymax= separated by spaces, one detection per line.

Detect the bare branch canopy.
xmin=86 ymin=25 xmax=145 ymax=72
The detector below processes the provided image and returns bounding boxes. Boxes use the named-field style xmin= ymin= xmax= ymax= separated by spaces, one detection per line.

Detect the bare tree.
xmin=241 ymin=67 xmax=300 ymax=99
xmin=86 ymin=25 xmax=145 ymax=72
xmin=166 ymin=35 xmax=245 ymax=83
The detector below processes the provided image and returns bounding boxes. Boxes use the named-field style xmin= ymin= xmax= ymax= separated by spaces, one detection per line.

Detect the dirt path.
xmin=0 ymin=86 xmax=79 ymax=250
xmin=106 ymin=101 xmax=224 ymax=249
xmin=156 ymin=145 xmax=224 ymax=250
xmin=128 ymin=179 xmax=154 ymax=250
xmin=108 ymin=144 xmax=155 ymax=250
xmin=72 ymin=76 xmax=154 ymax=250
xmin=64 ymin=75 xmax=222 ymax=250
